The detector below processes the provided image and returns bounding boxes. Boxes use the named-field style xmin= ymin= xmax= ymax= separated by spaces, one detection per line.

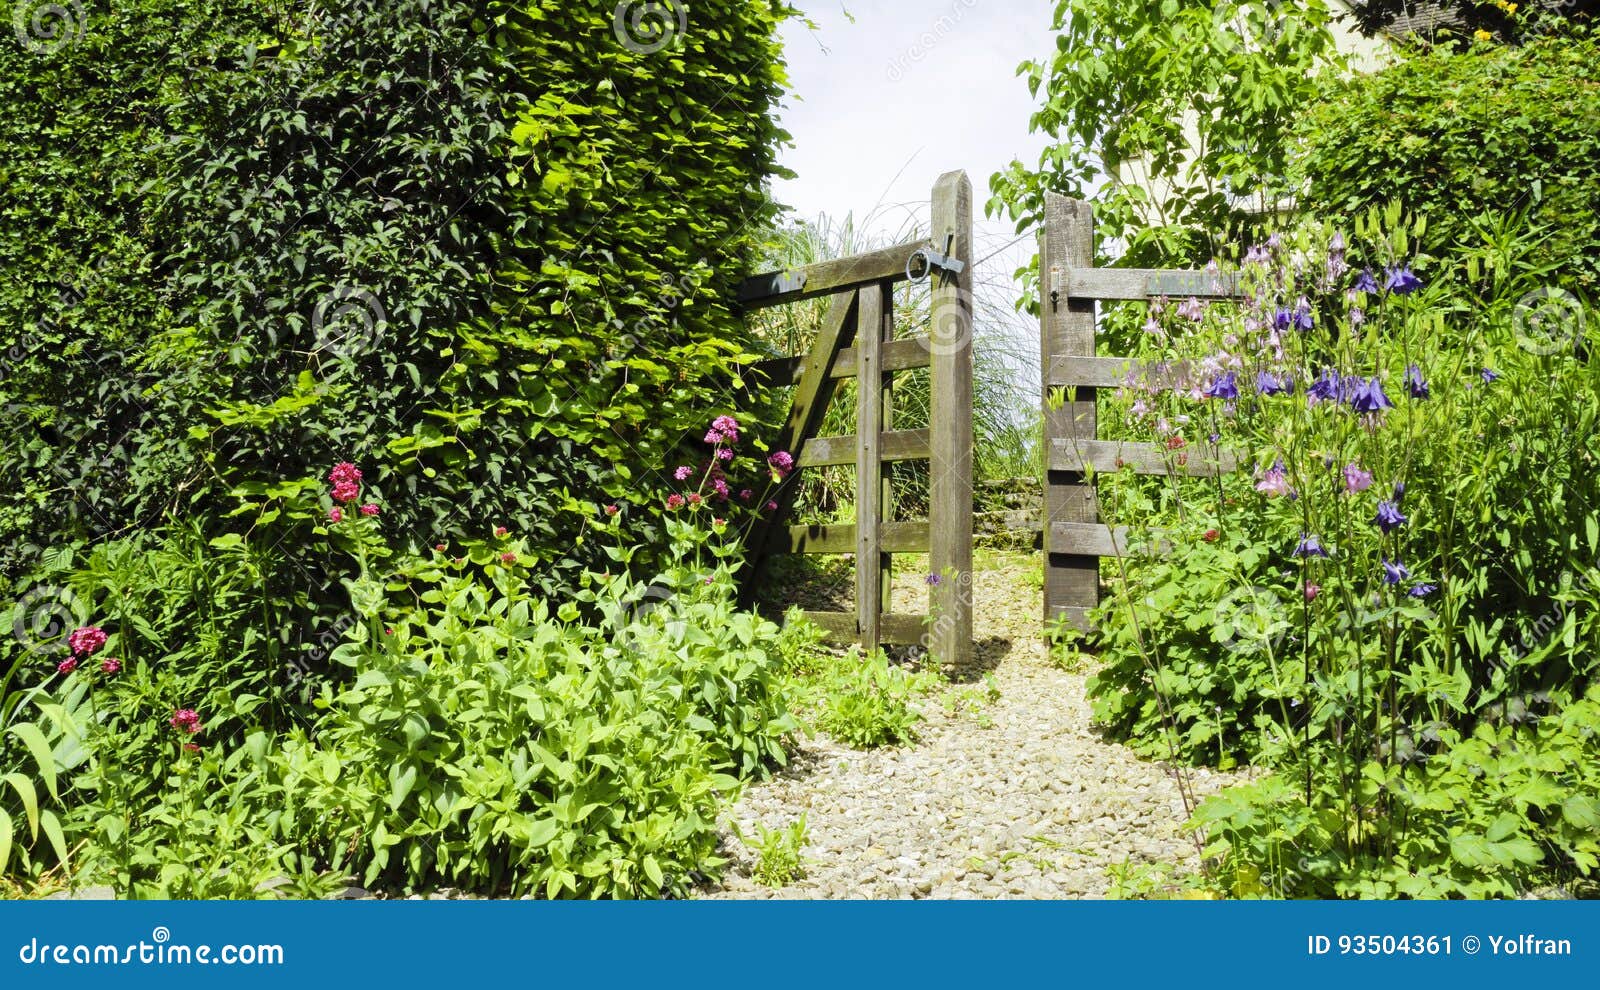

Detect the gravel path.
xmin=702 ymin=552 xmax=1242 ymax=899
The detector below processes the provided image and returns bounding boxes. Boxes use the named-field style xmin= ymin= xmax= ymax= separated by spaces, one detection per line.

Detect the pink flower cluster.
xmin=327 ymin=462 xmax=379 ymax=521
xmin=170 ymin=708 xmax=202 ymax=734
xmin=58 ymin=626 xmax=120 ymax=677
xmin=662 ymin=415 xmax=792 ymax=520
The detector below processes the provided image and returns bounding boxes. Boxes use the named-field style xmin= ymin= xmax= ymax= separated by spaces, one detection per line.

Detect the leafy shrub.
xmin=1083 ymin=211 xmax=1600 ymax=895
xmin=1296 ymin=31 xmax=1600 ymax=297
xmin=1 ymin=0 xmax=793 ymax=609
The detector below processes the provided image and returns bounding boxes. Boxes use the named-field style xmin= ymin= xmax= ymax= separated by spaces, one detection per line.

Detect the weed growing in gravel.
xmin=814 ymin=648 xmax=938 ymax=749
xmin=940 ymin=674 xmax=1001 ymax=728
xmin=735 ymin=815 xmax=810 ymax=888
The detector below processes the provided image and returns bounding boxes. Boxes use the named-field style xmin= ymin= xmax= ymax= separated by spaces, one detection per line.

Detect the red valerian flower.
xmin=603 ymin=504 xmax=620 ymax=516
xmin=435 ymin=543 xmax=447 ymax=552
xmin=331 ymin=480 xmax=361 ymax=503
xmin=329 ymin=507 xmax=343 ymax=523
xmin=359 ymin=504 xmax=380 ymax=517
xmin=765 ymin=500 xmax=779 ymax=512
xmin=329 ymin=462 xmax=362 ymax=486
xmin=500 ymin=552 xmax=517 ymax=564
xmin=170 ymin=709 xmax=202 ymax=734
xmin=100 ymin=658 xmax=122 ymax=675
xmin=494 ymin=526 xmax=509 ymax=537
xmin=686 ymin=493 xmax=703 ymax=506
xmin=183 ymin=743 xmax=201 ymax=753
xmin=665 ymin=494 xmax=686 ymax=510
xmin=1203 ymin=529 xmax=1220 ymax=543
xmin=68 ymin=626 xmax=108 ymax=657
xmin=57 ymin=657 xmax=79 ymax=674
xmin=767 ymin=450 xmax=795 ymax=477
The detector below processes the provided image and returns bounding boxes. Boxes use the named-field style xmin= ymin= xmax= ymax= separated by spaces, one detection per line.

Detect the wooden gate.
xmin=1039 ymin=192 xmax=1244 ymax=630
xmin=741 ymin=171 xmax=974 ymax=668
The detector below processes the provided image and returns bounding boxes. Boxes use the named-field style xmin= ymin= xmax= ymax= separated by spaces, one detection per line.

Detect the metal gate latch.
xmin=905 ymin=234 xmax=967 ymax=283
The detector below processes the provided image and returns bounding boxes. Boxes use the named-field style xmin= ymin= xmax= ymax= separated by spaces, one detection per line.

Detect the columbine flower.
xmin=1342 ymin=462 xmax=1373 ymax=494
xmin=1329 ymin=231 xmax=1346 ymax=255
xmin=57 ymin=657 xmax=79 ymax=675
xmin=1381 ymin=558 xmax=1411 ymax=585
xmin=1481 ymin=368 xmax=1500 ymax=384
xmin=1272 ymin=307 xmax=1293 ymax=332
xmin=1346 ymin=377 xmax=1394 ymax=414
xmin=1244 ymin=244 xmax=1271 ymax=265
xmin=1409 ymin=584 xmax=1437 ymax=598
xmin=1292 ymin=296 xmax=1315 ymax=331
xmin=68 ymin=626 xmax=107 ymax=657
xmin=1392 ymin=481 xmax=1406 ymax=501
xmin=1293 ymin=534 xmax=1330 ymax=559
xmin=1383 ymin=266 xmax=1423 ymax=295
xmin=1175 ymin=297 xmax=1206 ymax=321
xmin=1255 ymin=371 xmax=1293 ymax=396
xmin=1405 ymin=364 xmax=1430 ymax=399
xmin=1349 ymin=307 xmax=1365 ymax=328
xmin=1353 ymin=269 xmax=1379 ymax=295
xmin=1255 ymin=460 xmax=1293 ymax=498
xmin=673 ymin=466 xmax=693 ymax=482
xmin=925 ymin=573 xmax=942 ymax=586
xmin=359 ymin=504 xmax=379 ymax=517
xmin=100 ymin=657 xmax=121 ymax=675
xmin=1308 ymin=369 xmax=1341 ymax=405
xmin=1374 ymin=500 xmax=1407 ymax=534
xmin=1202 ymin=372 xmax=1238 ymax=401
xmin=768 ymin=450 xmax=795 ymax=478
xmin=170 ymin=709 xmax=202 ymax=734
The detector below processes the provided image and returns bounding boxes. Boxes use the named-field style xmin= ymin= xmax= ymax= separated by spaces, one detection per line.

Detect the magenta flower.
xmin=100 ymin=657 xmax=122 ymax=675
xmin=500 ymin=552 xmax=517 ymax=564
xmin=328 ymin=507 xmax=342 ymax=523
xmin=666 ymin=494 xmax=686 ymax=510
xmin=738 ymin=489 xmax=753 ymax=502
xmin=169 ymin=709 xmax=202 ymax=734
xmin=673 ymin=466 xmax=693 ymax=482
xmin=1304 ymin=582 xmax=1321 ymax=603
xmin=603 ymin=504 xmax=620 ymax=516
xmin=705 ymin=415 xmax=741 ymax=445
xmin=68 ymin=626 xmax=108 ymax=657
xmin=765 ymin=500 xmax=779 ymax=512
xmin=331 ymin=479 xmax=361 ymax=503
xmin=359 ymin=504 xmax=380 ymax=517
xmin=329 ymin=462 xmax=362 ymax=486
xmin=767 ymin=451 xmax=795 ymax=477
xmin=57 ymin=657 xmax=79 ymax=675
xmin=1254 ymin=461 xmax=1293 ymax=498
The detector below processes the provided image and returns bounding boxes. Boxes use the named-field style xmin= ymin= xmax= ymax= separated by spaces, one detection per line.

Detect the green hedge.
xmin=1 ymin=1 xmax=792 ymax=608
xmin=1295 ymin=32 xmax=1600 ymax=295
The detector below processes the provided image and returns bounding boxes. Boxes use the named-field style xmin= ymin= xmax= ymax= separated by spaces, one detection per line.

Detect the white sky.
xmin=773 ymin=0 xmax=1054 ymax=231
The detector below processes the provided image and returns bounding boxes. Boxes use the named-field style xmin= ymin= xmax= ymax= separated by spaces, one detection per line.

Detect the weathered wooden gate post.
xmin=928 ymin=170 xmax=974 ymax=667
xmin=1040 ymin=193 xmax=1100 ymax=630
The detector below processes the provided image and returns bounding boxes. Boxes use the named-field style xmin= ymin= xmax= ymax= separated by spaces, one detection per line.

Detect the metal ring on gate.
xmin=905 ymin=247 xmax=935 ymax=284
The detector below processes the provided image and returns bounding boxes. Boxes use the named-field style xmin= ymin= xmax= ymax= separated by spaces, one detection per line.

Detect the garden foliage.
xmin=1296 ymin=29 xmax=1600 ymax=298
xmin=1079 ymin=208 xmax=1600 ymax=896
